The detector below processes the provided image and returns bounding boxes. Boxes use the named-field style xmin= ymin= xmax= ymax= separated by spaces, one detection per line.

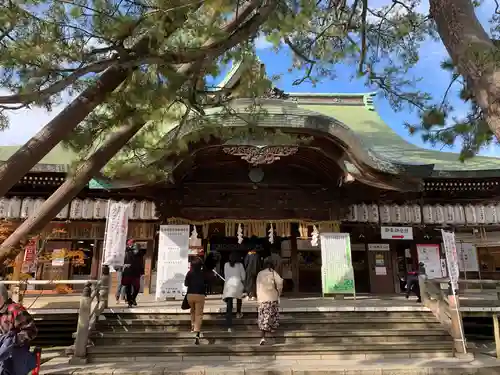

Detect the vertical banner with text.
xmin=102 ymin=201 xmax=130 ymax=269
xmin=320 ymin=233 xmax=356 ymax=296
xmin=441 ymin=229 xmax=460 ymax=293
xmin=155 ymin=225 xmax=190 ymax=301
xmin=22 ymin=240 xmax=37 ymax=273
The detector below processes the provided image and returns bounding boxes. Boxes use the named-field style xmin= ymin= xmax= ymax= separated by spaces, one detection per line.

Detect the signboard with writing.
xmin=22 ymin=241 xmax=37 ymax=273
xmin=368 ymin=243 xmax=390 ymax=251
xmin=51 ymin=249 xmax=65 ymax=267
xmin=381 ymin=226 xmax=413 ymax=240
xmin=155 ymin=225 xmax=190 ymax=300
xmin=441 ymin=230 xmax=460 ymax=292
xmin=102 ymin=201 xmax=129 ymax=268
xmin=320 ymin=233 xmax=356 ymax=296
xmin=416 ymin=244 xmax=442 ymax=279
xmin=457 ymin=242 xmax=479 ymax=272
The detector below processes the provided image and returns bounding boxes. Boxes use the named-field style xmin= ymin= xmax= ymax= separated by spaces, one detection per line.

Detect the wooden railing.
xmin=419 ymin=275 xmax=468 ymax=357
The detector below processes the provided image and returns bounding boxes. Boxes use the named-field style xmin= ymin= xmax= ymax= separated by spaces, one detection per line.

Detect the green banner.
xmin=320 ymin=233 xmax=356 ymax=295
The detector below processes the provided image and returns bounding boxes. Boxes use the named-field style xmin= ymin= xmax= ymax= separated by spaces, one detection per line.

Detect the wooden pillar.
xmin=90 ymin=239 xmax=100 ymax=279
xmin=291 ymin=230 xmax=299 ymax=294
xmin=448 ymin=292 xmax=467 ymax=356
xmin=143 ymin=240 xmax=154 ymax=295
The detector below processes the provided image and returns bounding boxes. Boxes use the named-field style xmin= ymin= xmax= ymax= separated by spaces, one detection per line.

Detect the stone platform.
xmin=41 ymin=354 xmax=500 ymax=375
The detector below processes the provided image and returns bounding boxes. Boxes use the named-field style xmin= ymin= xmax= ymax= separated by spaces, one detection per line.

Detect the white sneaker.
xmin=259 ymin=338 xmax=266 ymax=346
xmin=227 ymin=328 xmax=232 ymax=333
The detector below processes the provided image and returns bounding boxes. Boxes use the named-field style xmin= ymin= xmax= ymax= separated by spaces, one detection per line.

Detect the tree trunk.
xmin=0 ymin=118 xmax=145 ymax=263
xmin=430 ymin=0 xmax=500 ymax=138
xmin=0 ymin=12 xmax=195 ymax=197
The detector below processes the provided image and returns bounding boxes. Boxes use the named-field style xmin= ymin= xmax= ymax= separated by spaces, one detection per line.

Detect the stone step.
xmin=86 ymin=342 xmax=454 ymax=357
xmin=94 ymin=334 xmax=451 ymax=346
xmin=99 ymin=321 xmax=442 ymax=332
xmin=31 ymin=314 xmax=78 ymax=348
xmin=98 ymin=316 xmax=440 ymax=326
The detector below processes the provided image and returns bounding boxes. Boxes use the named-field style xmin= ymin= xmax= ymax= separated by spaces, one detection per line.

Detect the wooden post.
xmin=70 ymin=282 xmax=92 ymax=364
xmin=89 ymin=239 xmax=100 ymax=279
xmin=11 ymin=249 xmax=25 ymax=304
xmin=290 ymin=231 xmax=299 ymax=294
xmin=494 ymin=314 xmax=500 ymax=358
xmin=447 ymin=289 xmax=467 ymax=356
xmin=143 ymin=240 xmax=154 ymax=295
xmin=99 ymin=265 xmax=110 ymax=309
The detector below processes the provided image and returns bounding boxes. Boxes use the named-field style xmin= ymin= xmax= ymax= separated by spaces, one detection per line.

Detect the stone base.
xmin=68 ymin=356 xmax=88 ymax=365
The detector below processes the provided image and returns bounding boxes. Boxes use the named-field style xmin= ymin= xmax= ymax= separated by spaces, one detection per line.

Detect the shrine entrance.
xmin=152 ymin=99 xmax=423 ymax=295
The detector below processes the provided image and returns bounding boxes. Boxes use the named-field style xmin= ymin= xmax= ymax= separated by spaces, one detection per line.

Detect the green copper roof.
xmin=294 ymin=94 xmax=500 ymax=177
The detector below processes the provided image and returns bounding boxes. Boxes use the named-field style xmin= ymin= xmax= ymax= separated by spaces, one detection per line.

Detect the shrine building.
xmin=1 ymin=62 xmax=500 ymax=295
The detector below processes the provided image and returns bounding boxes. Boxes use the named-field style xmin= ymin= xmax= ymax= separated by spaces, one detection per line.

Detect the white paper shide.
xmin=155 ymin=225 xmax=190 ymax=300
xmin=102 ymin=201 xmax=130 ymax=268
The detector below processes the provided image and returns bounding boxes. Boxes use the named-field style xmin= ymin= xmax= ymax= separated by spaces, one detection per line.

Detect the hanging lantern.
xmin=444 ymin=205 xmax=455 ymax=224
xmin=357 ymin=204 xmax=369 ymax=223
xmin=434 ymin=204 xmax=445 ymax=224
xmin=486 ymin=204 xmax=498 ymax=224
xmin=129 ymin=200 xmax=140 ymax=220
xmin=465 ymin=204 xmax=477 ymax=225
xmin=475 ymin=204 xmax=486 ymax=224
xmin=151 ymin=201 xmax=159 ymax=219
xmin=268 ymin=223 xmax=275 ymax=244
xmin=422 ymin=205 xmax=434 ymax=224
xmin=347 ymin=205 xmax=358 ymax=222
xmin=0 ymin=198 xmax=9 ymax=219
xmin=7 ymin=197 xmax=21 ymax=219
xmin=81 ymin=199 xmax=94 ymax=220
xmin=379 ymin=205 xmax=391 ymax=224
xmin=454 ymin=205 xmax=466 ymax=224
xmin=412 ymin=204 xmax=422 ymax=224
xmin=139 ymin=200 xmax=152 ymax=220
xmin=390 ymin=204 xmax=402 ymax=223
xmin=368 ymin=203 xmax=379 ymax=223
xmin=20 ymin=198 xmax=34 ymax=219
xmin=311 ymin=225 xmax=319 ymax=246
xmin=70 ymin=199 xmax=83 ymax=219
xmin=56 ymin=204 xmax=69 ymax=220
xmin=237 ymin=223 xmax=243 ymax=244
xmin=402 ymin=204 xmax=412 ymax=224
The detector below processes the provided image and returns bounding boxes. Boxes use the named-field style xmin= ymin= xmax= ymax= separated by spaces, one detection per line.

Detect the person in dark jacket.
xmin=184 ymin=257 xmax=208 ymax=345
xmin=122 ymin=239 xmax=144 ymax=308
xmin=244 ymin=250 xmax=260 ymax=300
xmin=406 ymin=270 xmax=422 ymax=303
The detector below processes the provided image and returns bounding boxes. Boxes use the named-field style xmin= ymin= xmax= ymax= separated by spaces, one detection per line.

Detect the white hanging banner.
xmin=441 ymin=230 xmax=460 ymax=293
xmin=155 ymin=225 xmax=190 ymax=301
xmin=102 ymin=201 xmax=130 ymax=268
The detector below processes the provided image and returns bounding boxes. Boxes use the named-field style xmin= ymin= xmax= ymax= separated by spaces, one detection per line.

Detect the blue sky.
xmin=0 ymin=0 xmax=497 ymax=159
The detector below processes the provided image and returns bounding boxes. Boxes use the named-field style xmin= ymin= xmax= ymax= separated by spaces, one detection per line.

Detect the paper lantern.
xmin=139 ymin=200 xmax=152 ymax=220
xmin=82 ymin=199 xmax=94 ymax=220
xmin=486 ymin=203 xmax=499 ymax=224
xmin=347 ymin=205 xmax=358 ymax=222
xmin=128 ymin=200 xmax=140 ymax=220
xmin=151 ymin=201 xmax=159 ymax=219
xmin=20 ymin=198 xmax=34 ymax=219
xmin=70 ymin=199 xmax=83 ymax=219
xmin=444 ymin=205 xmax=455 ymax=224
xmin=93 ymin=199 xmax=108 ymax=219
xmin=454 ymin=205 xmax=466 ymax=225
xmin=33 ymin=198 xmax=45 ymax=215
xmin=0 ymin=198 xmax=9 ymax=219
xmin=56 ymin=204 xmax=69 ymax=219
xmin=7 ymin=197 xmax=21 ymax=219
xmin=368 ymin=204 xmax=379 ymax=223
xmin=379 ymin=205 xmax=391 ymax=224
xmin=422 ymin=205 xmax=434 ymax=224
xmin=402 ymin=205 xmax=412 ymax=224
xmin=357 ymin=203 xmax=369 ymax=223
xmin=465 ymin=204 xmax=477 ymax=225
xmin=412 ymin=204 xmax=422 ymax=224
xmin=390 ymin=204 xmax=402 ymax=223
xmin=434 ymin=205 xmax=445 ymax=224
xmin=475 ymin=204 xmax=486 ymax=224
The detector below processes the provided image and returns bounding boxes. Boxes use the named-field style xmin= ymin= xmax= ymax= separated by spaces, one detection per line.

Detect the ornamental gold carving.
xmin=222 ymin=146 xmax=299 ymax=166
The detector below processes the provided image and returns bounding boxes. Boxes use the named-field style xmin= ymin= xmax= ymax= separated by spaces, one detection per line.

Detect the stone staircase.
xmin=87 ymin=309 xmax=454 ymax=362
xmin=32 ymin=312 xmax=78 ymax=348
